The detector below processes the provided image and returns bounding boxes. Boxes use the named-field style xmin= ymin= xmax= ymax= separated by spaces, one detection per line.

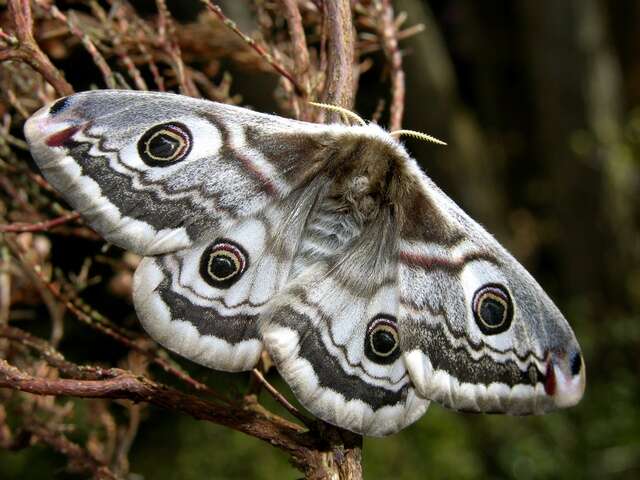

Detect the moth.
xmin=24 ymin=90 xmax=585 ymax=436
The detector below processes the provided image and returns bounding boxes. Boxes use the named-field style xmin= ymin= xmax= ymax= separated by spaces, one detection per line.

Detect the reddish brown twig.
xmin=155 ymin=0 xmax=198 ymax=96
xmin=377 ymin=0 xmax=405 ymax=130
xmin=0 ymin=325 xmax=124 ymax=381
xmin=0 ymin=358 xmax=364 ymax=479
xmin=20 ymin=421 xmax=120 ymax=480
xmin=322 ymin=0 xmax=356 ymax=120
xmin=0 ymin=211 xmax=81 ymax=233
xmin=0 ymin=359 xmax=305 ymax=451
xmin=280 ymin=0 xmax=311 ymax=117
xmin=106 ymin=4 xmax=149 ymax=92
xmin=0 ymin=0 xmax=73 ymax=96
xmin=251 ymin=368 xmax=313 ymax=426
xmin=35 ymin=1 xmax=117 ymax=89
xmin=201 ymin=0 xmax=305 ymax=96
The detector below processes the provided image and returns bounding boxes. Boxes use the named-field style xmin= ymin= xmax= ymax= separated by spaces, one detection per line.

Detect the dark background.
xmin=1 ymin=0 xmax=639 ymax=478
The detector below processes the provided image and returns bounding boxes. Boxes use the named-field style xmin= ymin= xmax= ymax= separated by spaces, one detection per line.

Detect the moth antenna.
xmin=308 ymin=101 xmax=366 ymax=126
xmin=390 ymin=129 xmax=447 ymax=146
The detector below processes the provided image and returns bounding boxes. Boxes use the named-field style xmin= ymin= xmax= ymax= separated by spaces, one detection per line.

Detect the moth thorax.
xmin=343 ymin=175 xmax=378 ymax=219
xmin=291 ymin=192 xmax=367 ymax=276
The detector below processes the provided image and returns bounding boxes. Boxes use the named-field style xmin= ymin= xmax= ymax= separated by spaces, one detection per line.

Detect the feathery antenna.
xmin=390 ymin=129 xmax=447 ymax=145
xmin=308 ymin=101 xmax=366 ymax=126
xmin=308 ymin=102 xmax=446 ymax=145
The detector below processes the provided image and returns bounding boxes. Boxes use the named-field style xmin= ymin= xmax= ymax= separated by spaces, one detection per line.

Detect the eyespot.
xmin=365 ymin=315 xmax=400 ymax=364
xmin=472 ymin=283 xmax=513 ymax=335
xmin=199 ymin=239 xmax=248 ymax=289
xmin=138 ymin=122 xmax=192 ymax=166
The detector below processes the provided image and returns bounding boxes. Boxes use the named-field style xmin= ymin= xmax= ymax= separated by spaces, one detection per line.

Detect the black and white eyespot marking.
xmin=138 ymin=122 xmax=192 ymax=166
xmin=272 ymin=305 xmax=409 ymax=409
xmin=199 ymin=239 xmax=248 ymax=289
xmin=365 ymin=315 xmax=400 ymax=364
xmin=401 ymin=298 xmax=546 ymax=365
xmin=472 ymin=283 xmax=513 ymax=335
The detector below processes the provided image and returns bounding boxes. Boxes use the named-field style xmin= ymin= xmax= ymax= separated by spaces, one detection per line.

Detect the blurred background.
xmin=0 ymin=0 xmax=638 ymax=478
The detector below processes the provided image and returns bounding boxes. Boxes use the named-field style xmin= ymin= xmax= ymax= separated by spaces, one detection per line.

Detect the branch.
xmin=201 ymin=0 xmax=305 ymax=96
xmin=322 ymin=0 xmax=356 ymax=119
xmin=0 ymin=332 xmax=362 ymax=479
xmin=0 ymin=325 xmax=110 ymax=380
xmin=155 ymin=0 xmax=198 ymax=96
xmin=4 ymin=235 xmax=222 ymax=398
xmin=251 ymin=367 xmax=313 ymax=427
xmin=280 ymin=0 xmax=311 ymax=118
xmin=0 ymin=359 xmax=331 ymax=475
xmin=21 ymin=422 xmax=120 ymax=480
xmin=377 ymin=0 xmax=405 ymax=130
xmin=0 ymin=212 xmax=81 ymax=233
xmin=0 ymin=0 xmax=74 ymax=96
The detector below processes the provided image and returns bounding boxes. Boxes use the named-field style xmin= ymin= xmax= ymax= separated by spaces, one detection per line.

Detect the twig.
xmin=35 ymin=1 xmax=117 ymax=89
xmin=0 ymin=358 xmax=364 ymax=479
xmin=22 ymin=421 xmax=120 ymax=480
xmin=0 ymin=0 xmax=73 ymax=96
xmin=137 ymin=40 xmax=165 ymax=91
xmin=106 ymin=4 xmax=149 ymax=91
xmin=322 ymin=0 xmax=356 ymax=120
xmin=280 ymin=0 xmax=311 ymax=117
xmin=0 ymin=212 xmax=81 ymax=233
xmin=0 ymin=246 xmax=10 ymax=324
xmin=4 ymin=235 xmax=225 ymax=399
xmin=201 ymin=0 xmax=305 ymax=96
xmin=377 ymin=0 xmax=405 ymax=130
xmin=0 ymin=325 xmax=116 ymax=380
xmin=251 ymin=368 xmax=313 ymax=426
xmin=0 ymin=359 xmax=308 ymax=451
xmin=155 ymin=0 xmax=198 ymax=96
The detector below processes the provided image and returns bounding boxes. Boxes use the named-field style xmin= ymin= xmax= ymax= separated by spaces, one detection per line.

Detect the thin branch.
xmin=251 ymin=368 xmax=313 ymax=427
xmin=22 ymin=421 xmax=120 ymax=480
xmin=35 ymin=1 xmax=117 ymax=89
xmin=0 ymin=325 xmax=117 ymax=380
xmin=0 ymin=359 xmax=310 ymax=452
xmin=106 ymin=4 xmax=149 ymax=92
xmin=0 ymin=212 xmax=81 ymax=233
xmin=0 ymin=246 xmax=10 ymax=324
xmin=0 ymin=0 xmax=74 ymax=96
xmin=377 ymin=0 xmax=405 ymax=130
xmin=280 ymin=0 xmax=311 ymax=117
xmin=0 ymin=358 xmax=364 ymax=478
xmin=201 ymin=0 xmax=305 ymax=96
xmin=322 ymin=0 xmax=356 ymax=120
xmin=155 ymin=0 xmax=198 ymax=96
